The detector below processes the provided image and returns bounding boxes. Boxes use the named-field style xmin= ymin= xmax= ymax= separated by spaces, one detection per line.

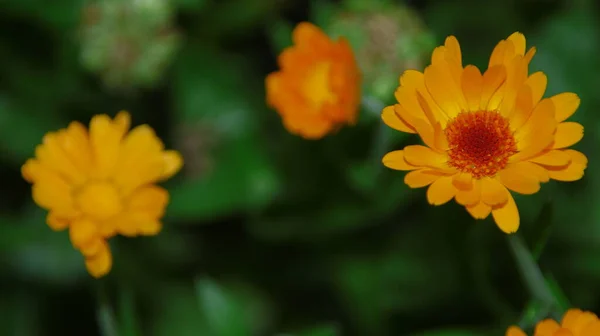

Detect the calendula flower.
xmin=265 ymin=22 xmax=361 ymax=139
xmin=21 ymin=111 xmax=183 ymax=278
xmin=382 ymin=32 xmax=587 ymax=233
xmin=506 ymin=308 xmax=600 ymax=335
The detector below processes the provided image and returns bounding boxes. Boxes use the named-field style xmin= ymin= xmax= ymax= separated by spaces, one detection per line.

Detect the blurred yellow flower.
xmin=382 ymin=32 xmax=587 ymax=233
xmin=265 ymin=22 xmax=361 ymax=139
xmin=506 ymin=308 xmax=600 ymax=336
xmin=21 ymin=111 xmax=183 ymax=278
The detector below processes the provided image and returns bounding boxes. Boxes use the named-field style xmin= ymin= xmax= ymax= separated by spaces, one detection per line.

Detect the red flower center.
xmin=444 ymin=110 xmax=517 ymax=179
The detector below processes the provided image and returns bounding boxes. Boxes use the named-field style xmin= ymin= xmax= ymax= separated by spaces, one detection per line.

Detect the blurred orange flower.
xmin=265 ymin=22 xmax=361 ymax=139
xmin=382 ymin=32 xmax=587 ymax=233
xmin=506 ymin=308 xmax=600 ymax=336
xmin=22 ymin=111 xmax=183 ymax=278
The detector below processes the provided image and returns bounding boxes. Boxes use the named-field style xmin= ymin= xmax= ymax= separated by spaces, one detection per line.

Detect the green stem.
xmin=95 ymin=281 xmax=119 ymax=336
xmin=507 ymin=234 xmax=557 ymax=309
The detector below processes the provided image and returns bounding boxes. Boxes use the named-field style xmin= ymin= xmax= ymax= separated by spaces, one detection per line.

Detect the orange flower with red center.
xmin=265 ymin=22 xmax=361 ymax=139
xmin=22 ymin=111 xmax=183 ymax=278
xmin=382 ymin=32 xmax=587 ymax=233
xmin=506 ymin=308 xmax=600 ymax=336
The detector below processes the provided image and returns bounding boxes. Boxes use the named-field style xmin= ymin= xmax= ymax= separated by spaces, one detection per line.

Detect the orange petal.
xmin=382 ymin=150 xmax=419 ymax=171
xmin=512 ymin=98 xmax=557 ymax=162
xmin=404 ymin=169 xmax=444 ymax=188
xmin=505 ymin=326 xmax=527 ymax=336
xmin=424 ymin=64 xmax=466 ymax=117
xmin=69 ymin=218 xmax=98 ymax=249
xmin=546 ymin=149 xmax=587 ymax=182
xmin=403 ymin=145 xmax=448 ymax=169
xmin=46 ymin=211 xmax=70 ymax=231
xmin=525 ymin=47 xmax=536 ymax=64
xmin=465 ymin=201 xmax=491 ymax=219
xmin=452 ymin=173 xmax=472 ymax=190
xmin=498 ymin=57 xmax=529 ymax=117
xmin=508 ymin=84 xmax=534 ymax=131
xmin=491 ymin=189 xmax=519 ymax=233
xmin=534 ymin=319 xmax=560 ymax=335
xmin=461 ymin=65 xmax=483 ymax=112
xmin=551 ymin=92 xmax=580 ymax=122
xmin=562 ymin=309 xmax=583 ymax=329
xmin=498 ymin=164 xmax=541 ymax=195
xmin=400 ymin=70 xmax=448 ymax=124
xmin=480 ymin=65 xmax=507 ymax=110
xmin=89 ymin=114 xmax=123 ymax=179
xmin=292 ymin=22 xmax=329 ymax=48
xmin=528 ymin=150 xmax=571 ymax=166
xmin=570 ymin=312 xmax=599 ymax=334
xmin=160 ymin=150 xmax=184 ymax=180
xmin=507 ymin=32 xmax=526 ymax=56
xmin=489 ymin=40 xmax=508 ymax=68
xmin=517 ymin=161 xmax=549 ymax=183
xmin=129 ymin=185 xmax=170 ymax=219
xmin=456 ymin=179 xmax=481 ymax=206
xmin=80 ymin=238 xmax=104 ymax=257
xmin=553 ymin=122 xmax=584 ymax=149
xmin=426 ymin=176 xmax=457 ymax=205
xmin=444 ymin=36 xmax=462 ymax=67
xmin=524 ymin=72 xmax=547 ymax=106
xmin=480 ymin=177 xmax=508 ymax=206
xmin=85 ymin=240 xmax=112 ymax=278
xmin=582 ymin=320 xmax=600 ymax=336
xmin=382 ymin=105 xmax=416 ymax=134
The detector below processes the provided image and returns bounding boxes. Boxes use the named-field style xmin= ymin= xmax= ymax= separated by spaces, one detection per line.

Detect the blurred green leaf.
xmin=281 ymin=324 xmax=340 ymax=336
xmin=0 ymin=203 xmax=86 ymax=284
xmin=195 ymin=278 xmax=272 ymax=336
xmin=150 ymin=283 xmax=207 ymax=336
xmin=195 ymin=278 xmax=249 ymax=336
xmin=0 ymin=96 xmax=65 ymax=165
xmin=310 ymin=0 xmax=338 ymax=28
xmin=0 ymin=291 xmax=40 ymax=336
xmin=167 ymin=136 xmax=280 ymax=221
xmin=414 ymin=329 xmax=492 ymax=336
xmin=266 ymin=19 xmax=294 ymax=53
xmin=544 ymin=274 xmax=571 ymax=314
xmin=174 ymin=0 xmax=209 ymax=11
xmin=169 ymin=45 xmax=281 ymax=220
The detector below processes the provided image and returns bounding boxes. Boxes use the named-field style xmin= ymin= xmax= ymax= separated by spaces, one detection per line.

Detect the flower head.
xmin=22 ymin=111 xmax=183 ymax=278
xmin=265 ymin=22 xmax=361 ymax=139
xmin=382 ymin=32 xmax=587 ymax=233
xmin=506 ymin=308 xmax=600 ymax=336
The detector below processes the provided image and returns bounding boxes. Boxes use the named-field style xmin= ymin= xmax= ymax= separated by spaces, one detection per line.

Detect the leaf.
xmin=166 ymin=136 xmax=280 ymax=221
xmin=168 ymin=45 xmax=281 ymax=221
xmin=413 ymin=329 xmax=493 ymax=336
xmin=280 ymin=324 xmax=340 ymax=336
xmin=544 ymin=274 xmax=571 ymax=314
xmin=0 ymin=96 xmax=65 ymax=165
xmin=266 ymin=19 xmax=294 ymax=53
xmin=149 ymin=283 xmax=207 ymax=336
xmin=195 ymin=278 xmax=272 ymax=336
xmin=0 ymin=203 xmax=86 ymax=284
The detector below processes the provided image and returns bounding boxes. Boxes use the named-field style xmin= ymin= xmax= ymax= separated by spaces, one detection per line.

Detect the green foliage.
xmin=1 ymin=0 xmax=600 ymax=335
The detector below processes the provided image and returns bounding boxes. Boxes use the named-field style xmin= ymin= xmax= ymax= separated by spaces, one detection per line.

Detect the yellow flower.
xmin=381 ymin=32 xmax=587 ymax=233
xmin=21 ymin=111 xmax=183 ymax=278
xmin=506 ymin=308 xmax=600 ymax=336
xmin=265 ymin=22 xmax=361 ymax=139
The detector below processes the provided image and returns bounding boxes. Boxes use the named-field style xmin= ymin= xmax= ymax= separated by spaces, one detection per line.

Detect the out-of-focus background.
xmin=1 ymin=0 xmax=599 ymax=335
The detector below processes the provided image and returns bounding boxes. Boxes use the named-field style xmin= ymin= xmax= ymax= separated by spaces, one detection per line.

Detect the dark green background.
xmin=1 ymin=0 xmax=599 ymax=335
